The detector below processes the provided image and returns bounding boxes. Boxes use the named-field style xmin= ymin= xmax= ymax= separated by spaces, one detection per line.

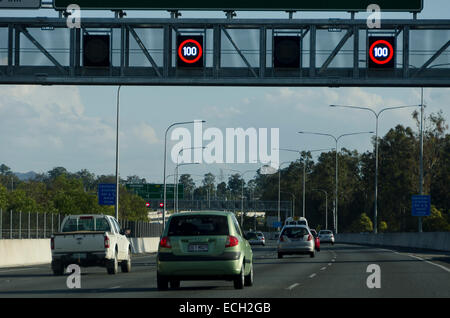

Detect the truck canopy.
xmin=61 ymin=215 xmax=111 ymax=232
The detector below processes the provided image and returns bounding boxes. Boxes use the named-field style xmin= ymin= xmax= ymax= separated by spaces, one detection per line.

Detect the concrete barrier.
xmin=0 ymin=239 xmax=52 ymax=268
xmin=129 ymin=237 xmax=160 ymax=254
xmin=336 ymin=232 xmax=450 ymax=252
xmin=0 ymin=237 xmax=160 ymax=269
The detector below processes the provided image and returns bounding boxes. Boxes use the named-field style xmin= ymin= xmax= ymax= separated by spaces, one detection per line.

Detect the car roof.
xmin=282 ymin=225 xmax=310 ymax=230
xmin=169 ymin=211 xmax=233 ymax=218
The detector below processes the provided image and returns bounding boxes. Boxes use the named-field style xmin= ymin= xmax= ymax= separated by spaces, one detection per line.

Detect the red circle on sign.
xmin=178 ymin=39 xmax=203 ymax=64
xmin=369 ymin=40 xmax=394 ymax=65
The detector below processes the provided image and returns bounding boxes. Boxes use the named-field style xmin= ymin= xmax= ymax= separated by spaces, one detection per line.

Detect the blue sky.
xmin=0 ymin=1 xmax=449 ymax=185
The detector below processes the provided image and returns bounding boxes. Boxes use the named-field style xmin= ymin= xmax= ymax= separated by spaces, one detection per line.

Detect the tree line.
xmin=178 ymin=111 xmax=450 ymax=233
xmin=0 ymin=166 xmax=149 ymax=221
xmin=1 ymin=111 xmax=448 ymax=232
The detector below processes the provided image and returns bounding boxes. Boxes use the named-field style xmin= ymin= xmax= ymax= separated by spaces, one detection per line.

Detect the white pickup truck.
xmin=51 ymin=214 xmax=132 ymax=275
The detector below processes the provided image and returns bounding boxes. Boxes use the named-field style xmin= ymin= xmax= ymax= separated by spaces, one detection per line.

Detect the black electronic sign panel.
xmin=368 ymin=36 xmax=396 ymax=69
xmin=273 ymin=36 xmax=301 ymax=69
xmin=177 ymin=35 xmax=204 ymax=68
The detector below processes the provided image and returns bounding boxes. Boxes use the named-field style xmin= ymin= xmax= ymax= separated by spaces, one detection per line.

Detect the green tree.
xmin=0 ymin=184 xmax=8 ymax=210
xmin=423 ymin=206 xmax=450 ymax=232
xmin=349 ymin=213 xmax=373 ymax=233
xmin=7 ymin=190 xmax=38 ymax=212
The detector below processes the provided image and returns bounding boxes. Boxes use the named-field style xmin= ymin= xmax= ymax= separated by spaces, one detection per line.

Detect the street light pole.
xmin=275 ymin=162 xmax=291 ymax=231
xmin=281 ymin=191 xmax=295 ymax=218
xmin=115 ymin=85 xmax=121 ymax=221
xmin=419 ymin=88 xmax=425 ymax=233
xmin=312 ymin=189 xmax=328 ymax=230
xmin=276 ymin=148 xmax=333 ymax=221
xmin=163 ymin=120 xmax=205 ymax=227
xmin=175 ymin=162 xmax=200 ymax=213
xmin=298 ymin=131 xmax=373 ymax=234
xmin=176 ymin=147 xmax=204 ymax=213
xmin=224 ymin=168 xmax=256 ymax=228
xmin=330 ymin=104 xmax=421 ymax=233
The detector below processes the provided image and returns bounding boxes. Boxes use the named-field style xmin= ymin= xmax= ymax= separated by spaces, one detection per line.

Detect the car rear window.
xmin=281 ymin=227 xmax=309 ymax=239
xmin=167 ymin=215 xmax=229 ymax=236
xmin=246 ymin=232 xmax=258 ymax=239
xmin=61 ymin=217 xmax=110 ymax=232
xmin=320 ymin=230 xmax=332 ymax=235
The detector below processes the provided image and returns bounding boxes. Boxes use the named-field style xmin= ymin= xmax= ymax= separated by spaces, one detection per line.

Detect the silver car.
xmin=277 ymin=225 xmax=315 ymax=258
xmin=245 ymin=231 xmax=265 ymax=246
xmin=318 ymin=230 xmax=335 ymax=245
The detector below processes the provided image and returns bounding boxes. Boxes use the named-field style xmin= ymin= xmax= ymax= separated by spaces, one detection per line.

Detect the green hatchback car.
xmin=156 ymin=211 xmax=254 ymax=290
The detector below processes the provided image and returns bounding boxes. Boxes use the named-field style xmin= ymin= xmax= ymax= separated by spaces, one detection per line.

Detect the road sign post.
xmin=98 ymin=184 xmax=117 ymax=206
xmin=411 ymin=195 xmax=431 ymax=217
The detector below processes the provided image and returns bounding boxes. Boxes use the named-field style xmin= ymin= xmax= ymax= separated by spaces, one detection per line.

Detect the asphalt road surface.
xmin=0 ymin=242 xmax=449 ymax=298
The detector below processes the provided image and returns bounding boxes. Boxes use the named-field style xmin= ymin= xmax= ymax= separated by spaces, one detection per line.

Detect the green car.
xmin=157 ymin=211 xmax=254 ymax=290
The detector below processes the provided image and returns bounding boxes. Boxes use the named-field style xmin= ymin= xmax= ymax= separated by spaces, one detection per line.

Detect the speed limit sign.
xmin=177 ymin=35 xmax=204 ymax=68
xmin=368 ymin=36 xmax=396 ymax=69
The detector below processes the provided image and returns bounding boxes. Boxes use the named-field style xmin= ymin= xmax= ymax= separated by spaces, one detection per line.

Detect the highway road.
xmin=0 ymin=242 xmax=449 ymax=298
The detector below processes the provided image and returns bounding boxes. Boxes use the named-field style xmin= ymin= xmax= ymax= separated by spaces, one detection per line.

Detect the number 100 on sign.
xmin=368 ymin=36 xmax=396 ymax=69
xmin=177 ymin=35 xmax=204 ymax=68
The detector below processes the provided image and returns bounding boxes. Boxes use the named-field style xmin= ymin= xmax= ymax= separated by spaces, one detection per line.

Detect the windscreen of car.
xmin=167 ymin=215 xmax=229 ymax=236
xmin=61 ymin=217 xmax=111 ymax=232
xmin=281 ymin=227 xmax=309 ymax=239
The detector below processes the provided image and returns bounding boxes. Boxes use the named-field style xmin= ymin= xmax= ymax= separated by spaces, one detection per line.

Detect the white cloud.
xmin=0 ymin=85 xmax=116 ymax=172
xmin=131 ymin=123 xmax=159 ymax=145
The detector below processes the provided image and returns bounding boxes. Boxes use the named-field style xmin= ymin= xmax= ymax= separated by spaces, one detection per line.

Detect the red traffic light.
xmin=159 ymin=203 xmax=164 ymax=208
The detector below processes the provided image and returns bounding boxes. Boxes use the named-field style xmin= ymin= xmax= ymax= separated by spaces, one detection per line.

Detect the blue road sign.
xmin=272 ymin=222 xmax=282 ymax=228
xmin=412 ymin=195 xmax=431 ymax=217
xmin=98 ymin=184 xmax=116 ymax=206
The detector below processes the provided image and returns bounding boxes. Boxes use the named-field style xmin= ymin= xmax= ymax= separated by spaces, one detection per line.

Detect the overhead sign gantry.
xmin=52 ymin=0 xmax=423 ymax=11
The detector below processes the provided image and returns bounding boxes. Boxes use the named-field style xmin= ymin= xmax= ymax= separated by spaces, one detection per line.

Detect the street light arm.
xmin=330 ymin=104 xmax=378 ymax=117
xmin=298 ymin=131 xmax=337 ymax=142
xmin=337 ymin=131 xmax=374 ymax=141
xmin=378 ymin=105 xmax=421 ymax=116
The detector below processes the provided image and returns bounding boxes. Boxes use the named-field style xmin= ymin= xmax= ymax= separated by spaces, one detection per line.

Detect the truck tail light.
xmin=104 ymin=235 xmax=110 ymax=248
xmin=51 ymin=237 xmax=55 ymax=250
xmin=225 ymin=236 xmax=239 ymax=248
xmin=159 ymin=236 xmax=171 ymax=249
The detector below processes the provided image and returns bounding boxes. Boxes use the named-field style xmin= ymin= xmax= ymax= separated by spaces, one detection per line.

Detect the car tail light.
xmin=159 ymin=236 xmax=171 ymax=249
xmin=307 ymin=234 xmax=313 ymax=241
xmin=104 ymin=235 xmax=110 ymax=248
xmin=280 ymin=235 xmax=285 ymax=242
xmin=51 ymin=237 xmax=55 ymax=250
xmin=225 ymin=236 xmax=239 ymax=248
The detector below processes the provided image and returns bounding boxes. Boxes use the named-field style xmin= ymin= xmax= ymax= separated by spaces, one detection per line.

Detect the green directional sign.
xmin=126 ymin=183 xmax=183 ymax=200
xmin=53 ymin=0 xmax=423 ymax=12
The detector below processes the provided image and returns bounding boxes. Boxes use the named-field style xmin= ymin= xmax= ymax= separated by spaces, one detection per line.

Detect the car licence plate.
xmin=188 ymin=244 xmax=209 ymax=252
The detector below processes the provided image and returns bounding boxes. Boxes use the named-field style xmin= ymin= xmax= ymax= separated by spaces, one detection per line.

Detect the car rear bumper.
xmin=278 ymin=244 xmax=314 ymax=254
xmin=52 ymin=252 xmax=107 ymax=267
xmin=157 ymin=252 xmax=243 ymax=277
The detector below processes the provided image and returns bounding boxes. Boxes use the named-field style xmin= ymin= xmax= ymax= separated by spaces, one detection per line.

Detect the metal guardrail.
xmin=0 ymin=209 xmax=163 ymax=239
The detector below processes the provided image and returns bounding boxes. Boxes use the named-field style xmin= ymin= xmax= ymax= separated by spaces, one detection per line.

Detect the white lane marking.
xmin=109 ymin=286 xmax=121 ymax=289
xmin=286 ymin=283 xmax=300 ymax=290
xmin=328 ymin=263 xmax=332 ymax=266
xmin=309 ymin=273 xmax=317 ymax=278
xmin=320 ymin=267 xmax=327 ymax=271
xmin=407 ymin=254 xmax=450 ymax=273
